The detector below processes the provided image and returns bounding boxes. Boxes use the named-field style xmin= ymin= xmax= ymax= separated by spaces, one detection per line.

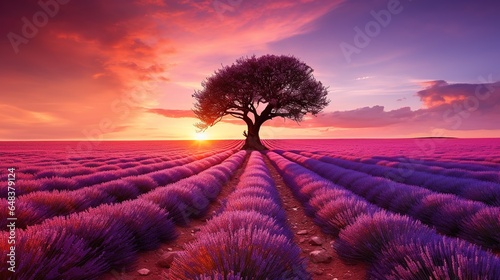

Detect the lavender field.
xmin=1 ymin=138 xmax=500 ymax=279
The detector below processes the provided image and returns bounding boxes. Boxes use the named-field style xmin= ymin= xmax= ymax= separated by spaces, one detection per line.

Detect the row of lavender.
xmin=369 ymin=154 xmax=500 ymax=173
xmin=297 ymin=151 xmax=500 ymax=206
xmin=3 ymin=151 xmax=183 ymax=174
xmin=138 ymin=150 xmax=247 ymax=226
xmin=263 ymin=139 xmax=500 ymax=166
xmin=0 ymin=153 xmax=172 ymax=183
xmin=0 ymin=140 xmax=243 ymax=181
xmin=170 ymin=152 xmax=310 ymax=279
xmin=7 ymin=153 xmax=186 ymax=180
xmin=307 ymin=151 xmax=499 ymax=183
xmin=1 ymin=150 xmax=247 ymax=279
xmin=301 ymin=152 xmax=500 ymax=189
xmin=1 ymin=200 xmax=179 ymax=280
xmin=267 ymin=151 xmax=500 ymax=279
xmin=0 ymin=150 xmax=237 ymax=230
xmin=279 ymin=151 xmax=500 ymax=251
xmin=2 ymin=151 xmax=218 ymax=197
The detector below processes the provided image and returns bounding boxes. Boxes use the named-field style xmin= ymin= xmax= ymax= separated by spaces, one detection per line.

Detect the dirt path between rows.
xmin=101 ymin=152 xmax=251 ymax=280
xmin=262 ymin=154 xmax=368 ymax=280
xmin=102 ymin=151 xmax=367 ymax=280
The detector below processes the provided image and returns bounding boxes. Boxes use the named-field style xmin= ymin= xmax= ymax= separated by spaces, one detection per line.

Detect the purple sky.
xmin=1 ymin=0 xmax=499 ymax=140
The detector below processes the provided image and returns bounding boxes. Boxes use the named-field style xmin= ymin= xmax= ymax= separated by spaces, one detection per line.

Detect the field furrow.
xmin=0 ymin=150 xmax=237 ymax=230
xmin=0 ymin=150 xmax=247 ymax=279
xmin=2 ymin=139 xmax=499 ymax=280
xmin=169 ymin=151 xmax=309 ymax=279
xmin=312 ymin=151 xmax=500 ymax=183
xmin=8 ymin=150 xmax=224 ymax=196
xmin=278 ymin=151 xmax=500 ymax=251
xmin=296 ymin=151 xmax=500 ymax=206
xmin=266 ymin=151 xmax=500 ymax=279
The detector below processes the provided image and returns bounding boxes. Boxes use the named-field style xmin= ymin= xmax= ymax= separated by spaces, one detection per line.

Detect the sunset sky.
xmin=1 ymin=0 xmax=499 ymax=140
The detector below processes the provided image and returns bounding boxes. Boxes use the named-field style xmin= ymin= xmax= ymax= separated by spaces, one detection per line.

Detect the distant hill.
xmin=413 ymin=136 xmax=458 ymax=139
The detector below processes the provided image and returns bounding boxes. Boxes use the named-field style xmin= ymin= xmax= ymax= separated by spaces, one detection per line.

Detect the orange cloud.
xmin=150 ymin=80 xmax=500 ymax=136
xmin=147 ymin=108 xmax=196 ymax=118
xmin=417 ymin=80 xmax=500 ymax=109
xmin=0 ymin=0 xmax=343 ymax=140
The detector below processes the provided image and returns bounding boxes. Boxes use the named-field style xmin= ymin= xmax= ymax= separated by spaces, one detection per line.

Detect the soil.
xmin=101 ymin=152 xmax=367 ymax=280
xmin=101 ymin=153 xmax=251 ymax=280
xmin=261 ymin=155 xmax=368 ymax=280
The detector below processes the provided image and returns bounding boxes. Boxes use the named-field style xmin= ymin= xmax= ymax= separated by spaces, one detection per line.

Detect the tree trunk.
xmin=241 ymin=123 xmax=268 ymax=150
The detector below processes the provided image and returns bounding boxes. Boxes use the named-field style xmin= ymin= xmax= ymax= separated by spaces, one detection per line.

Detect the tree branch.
xmin=269 ymin=112 xmax=291 ymax=119
xmin=229 ymin=113 xmax=244 ymax=119
xmin=224 ymin=110 xmax=244 ymax=117
xmin=249 ymin=103 xmax=258 ymax=115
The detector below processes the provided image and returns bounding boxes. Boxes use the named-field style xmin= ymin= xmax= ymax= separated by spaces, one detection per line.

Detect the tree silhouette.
xmin=193 ymin=54 xmax=330 ymax=150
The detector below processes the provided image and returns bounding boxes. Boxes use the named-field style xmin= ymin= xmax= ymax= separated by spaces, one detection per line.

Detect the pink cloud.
xmin=417 ymin=80 xmax=500 ymax=108
xmin=4 ymin=1 xmax=497 ymax=139
xmin=152 ymin=80 xmax=500 ymax=136
xmin=314 ymin=80 xmax=500 ymax=132
xmin=311 ymin=106 xmax=414 ymax=128
xmin=147 ymin=108 xmax=195 ymax=118
xmin=0 ymin=0 xmax=342 ymax=140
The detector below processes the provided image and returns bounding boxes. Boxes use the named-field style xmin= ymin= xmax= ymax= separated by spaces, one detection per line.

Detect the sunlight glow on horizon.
xmin=194 ymin=131 xmax=209 ymax=141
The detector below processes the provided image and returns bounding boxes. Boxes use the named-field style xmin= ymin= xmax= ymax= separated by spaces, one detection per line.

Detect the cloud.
xmin=147 ymin=108 xmax=195 ymax=118
xmin=0 ymin=0 xmax=174 ymax=140
xmin=311 ymin=80 xmax=500 ymax=131
xmin=314 ymin=106 xmax=415 ymax=128
xmin=0 ymin=0 xmax=342 ymax=139
xmin=417 ymin=80 xmax=500 ymax=108
xmin=355 ymin=76 xmax=374 ymax=81
xmin=3 ymin=2 xmax=497 ymax=139
xmin=156 ymin=80 xmax=500 ymax=134
xmin=419 ymin=80 xmax=449 ymax=89
xmin=150 ymin=105 xmax=412 ymax=129
xmin=146 ymin=108 xmax=246 ymax=127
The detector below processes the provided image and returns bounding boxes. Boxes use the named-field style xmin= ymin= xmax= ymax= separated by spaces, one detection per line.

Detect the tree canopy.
xmin=193 ymin=54 xmax=330 ymax=150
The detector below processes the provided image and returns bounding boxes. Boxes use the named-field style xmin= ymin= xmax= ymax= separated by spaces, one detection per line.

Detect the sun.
xmin=194 ymin=132 xmax=208 ymax=141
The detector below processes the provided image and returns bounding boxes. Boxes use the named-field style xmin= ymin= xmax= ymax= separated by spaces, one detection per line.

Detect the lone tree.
xmin=193 ymin=54 xmax=330 ymax=150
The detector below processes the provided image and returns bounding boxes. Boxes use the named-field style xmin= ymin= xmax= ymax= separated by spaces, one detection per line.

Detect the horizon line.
xmin=3 ymin=137 xmax=500 ymax=142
